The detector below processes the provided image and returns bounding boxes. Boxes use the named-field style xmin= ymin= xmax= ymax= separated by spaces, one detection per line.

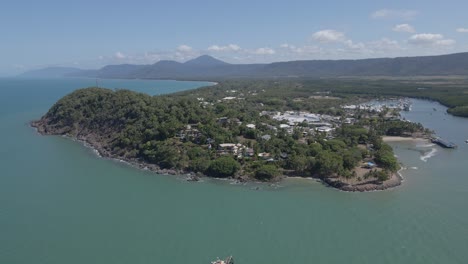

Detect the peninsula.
xmin=32 ymin=79 xmax=435 ymax=191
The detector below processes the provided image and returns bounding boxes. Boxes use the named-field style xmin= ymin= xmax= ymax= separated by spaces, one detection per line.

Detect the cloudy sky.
xmin=2 ymin=0 xmax=468 ymax=75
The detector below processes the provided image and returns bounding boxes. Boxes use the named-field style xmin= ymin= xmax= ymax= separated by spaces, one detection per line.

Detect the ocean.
xmin=1 ymin=78 xmax=467 ymax=264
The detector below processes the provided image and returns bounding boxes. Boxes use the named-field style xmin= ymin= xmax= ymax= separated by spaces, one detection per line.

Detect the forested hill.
xmin=32 ymin=82 xmax=427 ymax=190
xmin=66 ymin=52 xmax=468 ymax=79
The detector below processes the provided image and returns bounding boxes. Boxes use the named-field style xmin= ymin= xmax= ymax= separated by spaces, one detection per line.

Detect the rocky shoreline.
xmin=30 ymin=120 xmax=403 ymax=192
xmin=30 ymin=120 xmax=194 ymax=177
xmin=321 ymin=172 xmax=402 ymax=192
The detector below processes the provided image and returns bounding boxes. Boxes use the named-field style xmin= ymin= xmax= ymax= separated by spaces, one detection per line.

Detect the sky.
xmin=1 ymin=0 xmax=468 ymax=76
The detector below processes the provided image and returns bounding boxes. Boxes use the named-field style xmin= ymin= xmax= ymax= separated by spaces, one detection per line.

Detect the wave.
xmin=420 ymin=148 xmax=437 ymax=162
xmin=416 ymin=143 xmax=436 ymax=148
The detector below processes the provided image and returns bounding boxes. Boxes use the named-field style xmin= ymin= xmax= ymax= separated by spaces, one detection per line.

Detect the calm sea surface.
xmin=1 ymin=78 xmax=468 ymax=264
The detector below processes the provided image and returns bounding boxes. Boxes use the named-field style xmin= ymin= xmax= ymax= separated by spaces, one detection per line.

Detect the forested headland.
xmin=32 ymin=79 xmax=439 ymax=191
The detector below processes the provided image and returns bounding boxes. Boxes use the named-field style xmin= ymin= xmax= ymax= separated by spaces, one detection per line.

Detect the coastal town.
xmin=177 ymin=92 xmax=416 ymax=161
xmin=31 ymin=80 xmax=440 ymax=192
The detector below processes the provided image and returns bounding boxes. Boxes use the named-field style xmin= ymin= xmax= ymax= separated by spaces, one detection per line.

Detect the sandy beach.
xmin=382 ymin=136 xmax=429 ymax=142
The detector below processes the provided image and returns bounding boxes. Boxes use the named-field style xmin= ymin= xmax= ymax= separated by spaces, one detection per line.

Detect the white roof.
xmin=219 ymin=143 xmax=236 ymax=148
xmin=316 ymin=126 xmax=333 ymax=132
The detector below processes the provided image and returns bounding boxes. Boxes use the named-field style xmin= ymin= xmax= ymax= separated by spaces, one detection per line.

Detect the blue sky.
xmin=1 ymin=0 xmax=468 ymax=75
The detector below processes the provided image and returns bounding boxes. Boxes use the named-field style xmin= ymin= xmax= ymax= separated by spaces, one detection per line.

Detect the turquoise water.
xmin=1 ymin=79 xmax=468 ymax=264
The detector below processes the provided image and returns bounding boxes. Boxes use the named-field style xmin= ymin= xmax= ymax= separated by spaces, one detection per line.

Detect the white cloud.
xmin=177 ymin=45 xmax=193 ymax=53
xmin=173 ymin=45 xmax=200 ymax=61
xmin=344 ymin=40 xmax=366 ymax=50
xmin=435 ymin=39 xmax=456 ymax=46
xmin=207 ymin=44 xmax=241 ymax=52
xmin=280 ymin=43 xmax=300 ymax=52
xmin=344 ymin=39 xmax=369 ymax=53
xmin=312 ymin=30 xmax=346 ymax=43
xmin=393 ymin=24 xmax=415 ymax=33
xmin=253 ymin=47 xmax=275 ymax=55
xmin=280 ymin=44 xmax=322 ymax=55
xmin=63 ymin=28 xmax=463 ymax=68
xmin=114 ymin=51 xmax=126 ymax=59
xmin=368 ymin=38 xmax=403 ymax=52
xmin=371 ymin=9 xmax=418 ymax=20
xmin=143 ymin=52 xmax=161 ymax=62
xmin=408 ymin=33 xmax=455 ymax=46
xmin=309 ymin=30 xmax=408 ymax=56
xmin=456 ymin=28 xmax=468 ymax=33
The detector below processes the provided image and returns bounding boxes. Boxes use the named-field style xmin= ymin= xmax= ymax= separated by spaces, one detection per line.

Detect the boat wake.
xmin=420 ymin=148 xmax=437 ymax=162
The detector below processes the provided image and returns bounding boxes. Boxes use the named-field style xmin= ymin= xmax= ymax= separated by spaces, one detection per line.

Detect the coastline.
xmin=30 ymin=121 xmax=194 ymax=177
xmin=382 ymin=136 xmax=429 ymax=143
xmin=31 ymin=121 xmax=404 ymax=192
xmin=321 ymin=171 xmax=402 ymax=192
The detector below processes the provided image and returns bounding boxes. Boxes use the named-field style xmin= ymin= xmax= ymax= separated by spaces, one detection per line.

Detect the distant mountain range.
xmin=20 ymin=52 xmax=468 ymax=79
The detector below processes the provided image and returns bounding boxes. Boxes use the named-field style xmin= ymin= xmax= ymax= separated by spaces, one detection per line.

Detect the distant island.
xmin=32 ymin=79 xmax=436 ymax=191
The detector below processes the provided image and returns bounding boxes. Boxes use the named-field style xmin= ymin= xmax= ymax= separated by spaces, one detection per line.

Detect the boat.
xmin=465 ymin=139 xmax=468 ymax=144
xmin=431 ymin=137 xmax=457 ymax=148
xmin=211 ymin=256 xmax=234 ymax=264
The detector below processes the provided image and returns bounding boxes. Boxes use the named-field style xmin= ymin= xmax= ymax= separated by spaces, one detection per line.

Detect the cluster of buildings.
xmin=185 ymin=94 xmax=411 ymax=160
xmin=175 ymin=124 xmax=202 ymax=142
xmin=260 ymin=111 xmax=342 ymax=135
xmin=217 ymin=143 xmax=254 ymax=159
xmin=216 ymin=143 xmax=279 ymax=162
xmin=343 ymin=99 xmax=411 ymax=113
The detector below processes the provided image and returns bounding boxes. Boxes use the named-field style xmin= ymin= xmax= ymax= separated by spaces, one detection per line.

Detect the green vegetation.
xmin=373 ymin=140 xmax=400 ymax=172
xmin=172 ymin=78 xmax=468 ymax=117
xmin=207 ymin=157 xmax=240 ymax=178
xmin=448 ymin=105 xmax=468 ymax=117
xmin=36 ymin=78 xmax=447 ymax=188
xmin=254 ymin=164 xmax=280 ymax=181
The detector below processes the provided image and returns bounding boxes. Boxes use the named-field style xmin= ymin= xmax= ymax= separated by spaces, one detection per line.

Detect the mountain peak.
xmin=184 ymin=55 xmax=228 ymax=66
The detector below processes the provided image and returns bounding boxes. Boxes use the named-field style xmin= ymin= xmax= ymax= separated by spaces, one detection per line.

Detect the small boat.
xmin=465 ymin=139 xmax=468 ymax=144
xmin=211 ymin=256 xmax=234 ymax=264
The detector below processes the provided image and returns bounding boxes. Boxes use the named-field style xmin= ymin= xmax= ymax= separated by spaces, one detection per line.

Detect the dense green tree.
xmin=206 ymin=157 xmax=240 ymax=178
xmin=315 ymin=150 xmax=344 ymax=177
xmin=254 ymin=164 xmax=280 ymax=181
xmin=374 ymin=150 xmax=399 ymax=172
xmin=287 ymin=155 xmax=310 ymax=173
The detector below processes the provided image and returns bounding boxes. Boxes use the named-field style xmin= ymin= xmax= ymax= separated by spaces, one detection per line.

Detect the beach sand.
xmin=382 ymin=136 xmax=428 ymax=142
